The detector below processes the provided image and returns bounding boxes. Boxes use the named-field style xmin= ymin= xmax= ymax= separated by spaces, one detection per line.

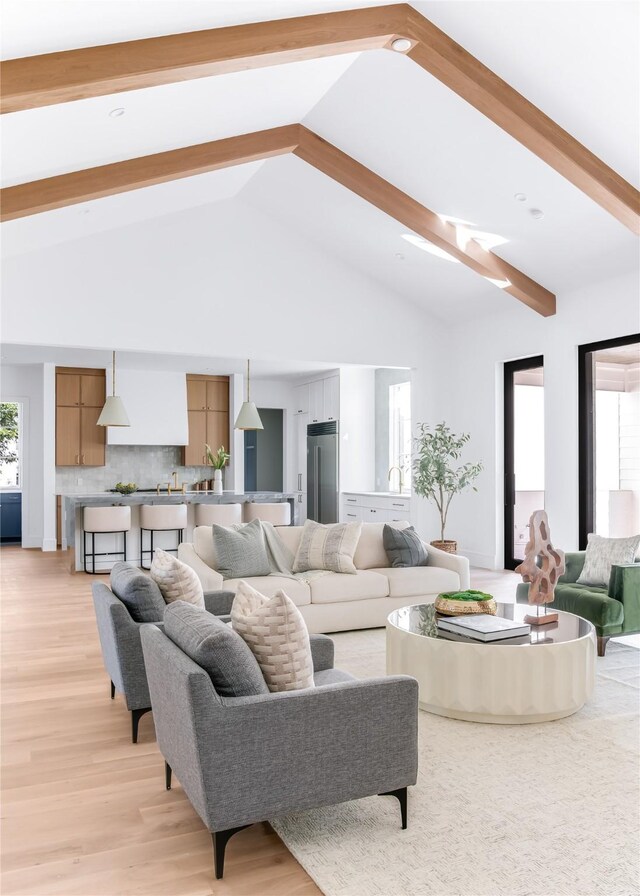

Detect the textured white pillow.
xmin=150 ymin=549 xmax=205 ymax=609
xmin=293 ymin=519 xmax=362 ymax=575
xmin=576 ymin=533 xmax=640 ymax=587
xmin=231 ymin=580 xmax=314 ymax=692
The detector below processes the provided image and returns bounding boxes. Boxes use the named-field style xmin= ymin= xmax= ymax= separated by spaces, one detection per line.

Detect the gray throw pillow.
xmin=576 ymin=533 xmax=640 ymax=587
xmin=110 ymin=561 xmax=166 ymax=622
xmin=164 ymin=601 xmax=268 ymax=697
xmin=211 ymin=518 xmax=270 ymax=579
xmin=383 ymin=524 xmax=428 ymax=568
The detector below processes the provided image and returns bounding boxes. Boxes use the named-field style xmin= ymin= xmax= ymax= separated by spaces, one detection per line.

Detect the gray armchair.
xmin=140 ymin=621 xmax=419 ymax=880
xmin=92 ymin=562 xmax=235 ymax=742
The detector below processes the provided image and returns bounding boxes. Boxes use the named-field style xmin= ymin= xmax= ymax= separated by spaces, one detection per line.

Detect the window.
xmin=0 ymin=402 xmax=21 ymax=489
xmin=389 ymin=381 xmax=411 ymax=493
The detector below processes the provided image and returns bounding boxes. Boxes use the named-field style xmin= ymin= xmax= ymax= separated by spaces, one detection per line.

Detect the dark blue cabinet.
xmin=0 ymin=492 xmax=22 ymax=543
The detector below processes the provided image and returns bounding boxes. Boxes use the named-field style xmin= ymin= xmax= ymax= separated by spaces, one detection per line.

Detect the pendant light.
xmin=234 ymin=359 xmax=264 ymax=430
xmin=97 ymin=351 xmax=130 ymax=427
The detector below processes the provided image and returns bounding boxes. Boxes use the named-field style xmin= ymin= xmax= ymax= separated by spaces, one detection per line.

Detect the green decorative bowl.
xmin=114 ymin=482 xmax=138 ymax=495
xmin=435 ymin=590 xmax=497 ymax=616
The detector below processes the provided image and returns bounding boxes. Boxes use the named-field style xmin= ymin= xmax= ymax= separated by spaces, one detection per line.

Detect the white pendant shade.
xmin=235 ymin=400 xmax=263 ymax=430
xmin=234 ymin=359 xmax=264 ymax=430
xmin=97 ymin=351 xmax=130 ymax=427
xmin=97 ymin=395 xmax=130 ymax=427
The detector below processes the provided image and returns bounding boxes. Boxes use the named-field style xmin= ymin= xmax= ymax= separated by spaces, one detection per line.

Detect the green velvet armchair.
xmin=516 ymin=552 xmax=640 ymax=656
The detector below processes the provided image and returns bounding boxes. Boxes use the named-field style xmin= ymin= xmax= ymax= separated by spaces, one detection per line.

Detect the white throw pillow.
xmin=292 ymin=519 xmax=362 ymax=575
xmin=231 ymin=580 xmax=314 ymax=692
xmin=150 ymin=549 xmax=205 ymax=609
xmin=576 ymin=533 xmax=640 ymax=588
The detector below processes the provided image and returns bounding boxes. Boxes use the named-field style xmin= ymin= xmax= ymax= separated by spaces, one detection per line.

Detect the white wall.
xmin=1 ymin=199 xmax=448 ymax=542
xmin=444 ymin=270 xmax=640 ymax=568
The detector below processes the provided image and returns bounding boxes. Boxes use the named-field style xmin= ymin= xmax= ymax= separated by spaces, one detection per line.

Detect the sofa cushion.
xmin=231 ymin=581 xmax=314 ymax=692
xmin=193 ymin=525 xmax=219 ymax=569
xmin=309 ymin=570 xmax=390 ymax=604
xmin=110 ymin=561 xmax=166 ymax=623
xmin=222 ymin=575 xmax=311 ymax=607
xmin=314 ymin=668 xmax=355 ymax=686
xmin=150 ymin=549 xmax=205 ymax=609
xmin=576 ymin=533 xmax=640 ymax=588
xmin=164 ymin=601 xmax=268 ymax=697
xmin=372 ymin=566 xmax=460 ymax=598
xmin=293 ymin=520 xmax=362 ymax=575
xmin=383 ymin=524 xmax=428 ymax=568
xmin=353 ymin=521 xmax=410 ymax=570
xmin=552 ymin=584 xmax=624 ymax=631
xmin=212 ymin=518 xmax=271 ymax=578
xmin=274 ymin=526 xmax=303 ymax=557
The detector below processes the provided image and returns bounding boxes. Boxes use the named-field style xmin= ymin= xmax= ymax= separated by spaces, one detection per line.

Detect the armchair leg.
xmin=131 ymin=707 xmax=151 ymax=744
xmin=110 ymin=680 xmax=115 ymax=700
xmin=211 ymin=825 xmax=252 ymax=879
xmin=379 ymin=787 xmax=408 ymax=829
xmin=165 ymin=762 xmax=172 ymax=791
xmin=597 ymin=636 xmax=609 ymax=657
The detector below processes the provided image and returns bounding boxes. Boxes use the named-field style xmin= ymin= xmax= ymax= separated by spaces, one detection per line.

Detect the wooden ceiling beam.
xmin=404 ymin=8 xmax=640 ymax=236
xmin=0 ymin=124 xmax=555 ymax=316
xmin=0 ymin=5 xmax=409 ymax=113
xmin=295 ymin=127 xmax=555 ymax=317
xmin=0 ymin=126 xmax=300 ymax=220
xmin=2 ymin=5 xmax=636 ymax=234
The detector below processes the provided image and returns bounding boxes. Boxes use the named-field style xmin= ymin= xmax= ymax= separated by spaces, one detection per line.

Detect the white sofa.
xmin=178 ymin=521 xmax=470 ymax=634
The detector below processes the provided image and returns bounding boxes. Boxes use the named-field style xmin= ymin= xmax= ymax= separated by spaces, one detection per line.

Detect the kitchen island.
xmin=61 ymin=491 xmax=297 ymax=572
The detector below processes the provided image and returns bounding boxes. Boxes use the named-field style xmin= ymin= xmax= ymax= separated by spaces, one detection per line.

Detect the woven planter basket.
xmin=435 ymin=593 xmax=497 ymax=617
xmin=430 ymin=540 xmax=457 ymax=554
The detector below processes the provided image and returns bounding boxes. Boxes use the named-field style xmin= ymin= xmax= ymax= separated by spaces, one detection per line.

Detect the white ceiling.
xmin=1 ymin=1 xmax=638 ymax=323
xmin=0 ymin=343 xmax=355 ymax=380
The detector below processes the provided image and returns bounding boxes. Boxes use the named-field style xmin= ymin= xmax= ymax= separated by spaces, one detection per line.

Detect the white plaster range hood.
xmin=105 ymin=368 xmax=188 ymax=446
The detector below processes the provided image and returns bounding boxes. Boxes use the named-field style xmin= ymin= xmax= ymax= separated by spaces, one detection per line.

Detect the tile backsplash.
xmin=55 ymin=445 xmax=214 ymax=494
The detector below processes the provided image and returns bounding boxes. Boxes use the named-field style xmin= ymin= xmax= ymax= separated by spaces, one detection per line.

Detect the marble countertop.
xmin=342 ymin=491 xmax=412 ymax=499
xmin=61 ymin=491 xmax=296 ymax=504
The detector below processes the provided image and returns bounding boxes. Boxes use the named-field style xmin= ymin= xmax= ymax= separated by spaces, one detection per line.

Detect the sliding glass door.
xmin=578 ymin=334 xmax=640 ymax=547
xmin=504 ymin=357 xmax=544 ymax=569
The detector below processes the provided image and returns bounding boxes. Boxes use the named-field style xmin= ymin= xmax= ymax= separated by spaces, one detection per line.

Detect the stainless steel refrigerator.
xmin=307 ymin=421 xmax=339 ymax=524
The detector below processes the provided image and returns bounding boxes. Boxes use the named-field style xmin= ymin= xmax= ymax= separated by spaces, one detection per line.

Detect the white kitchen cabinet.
xmin=323 ymin=375 xmax=340 ymax=422
xmin=308 ymin=380 xmax=324 ymax=424
xmin=296 ymin=413 xmax=308 ymax=493
xmin=340 ymin=492 xmax=412 ymax=524
xmin=294 ymin=384 xmax=309 ymax=415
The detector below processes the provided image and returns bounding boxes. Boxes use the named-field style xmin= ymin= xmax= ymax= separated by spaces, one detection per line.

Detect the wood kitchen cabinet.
xmin=183 ymin=375 xmax=230 ymax=466
xmin=55 ymin=368 xmax=106 ymax=466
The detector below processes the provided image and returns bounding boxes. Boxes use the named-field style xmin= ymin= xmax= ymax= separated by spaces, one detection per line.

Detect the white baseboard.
xmin=42 ymin=538 xmax=57 ymax=552
xmin=461 ymin=549 xmax=499 ymax=570
xmin=21 ymin=536 xmax=42 ymax=549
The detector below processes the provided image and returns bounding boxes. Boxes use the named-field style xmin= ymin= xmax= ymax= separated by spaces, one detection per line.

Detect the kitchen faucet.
xmin=388 ymin=465 xmax=404 ymax=493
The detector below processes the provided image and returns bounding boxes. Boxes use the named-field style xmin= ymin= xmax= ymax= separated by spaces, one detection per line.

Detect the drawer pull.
xmin=392 ymin=503 xmax=405 ymax=508
xmin=347 ymin=513 xmax=357 ymax=518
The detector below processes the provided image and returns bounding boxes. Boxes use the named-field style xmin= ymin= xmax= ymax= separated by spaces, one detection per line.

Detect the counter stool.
xmin=140 ymin=504 xmax=188 ymax=570
xmin=83 ymin=506 xmax=131 ymax=575
xmin=194 ymin=503 xmax=243 ymax=527
xmin=243 ymin=502 xmax=291 ymax=526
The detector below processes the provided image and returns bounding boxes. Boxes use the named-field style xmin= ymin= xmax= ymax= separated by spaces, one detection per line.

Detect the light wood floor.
xmin=0 ymin=547 xmax=519 ymax=896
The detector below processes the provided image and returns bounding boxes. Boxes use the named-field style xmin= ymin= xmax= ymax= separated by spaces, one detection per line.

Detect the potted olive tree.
xmin=412 ymin=422 xmax=483 ymax=553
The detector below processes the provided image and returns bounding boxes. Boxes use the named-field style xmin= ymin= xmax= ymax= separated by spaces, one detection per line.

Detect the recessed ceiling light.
xmin=402 ymin=234 xmax=460 ymax=263
xmin=529 ymin=208 xmax=545 ymax=220
xmin=484 ymin=277 xmax=511 ymax=289
xmin=391 ymin=37 xmax=412 ymax=52
xmin=514 ymin=193 xmax=527 ymax=202
xmin=109 ymin=107 xmax=125 ymax=118
xmin=395 ymin=252 xmax=405 ymax=260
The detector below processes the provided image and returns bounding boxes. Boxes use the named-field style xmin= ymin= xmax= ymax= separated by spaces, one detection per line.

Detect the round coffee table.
xmin=386 ymin=603 xmax=596 ymax=724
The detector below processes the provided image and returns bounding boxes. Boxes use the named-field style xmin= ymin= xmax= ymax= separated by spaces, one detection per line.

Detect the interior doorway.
xmin=504 ymin=357 xmax=544 ymax=570
xmin=244 ymin=408 xmax=284 ymax=492
xmin=578 ymin=334 xmax=640 ymax=547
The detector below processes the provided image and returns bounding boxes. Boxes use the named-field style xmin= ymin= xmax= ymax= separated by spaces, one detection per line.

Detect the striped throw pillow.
xmin=292 ymin=519 xmax=362 ymax=575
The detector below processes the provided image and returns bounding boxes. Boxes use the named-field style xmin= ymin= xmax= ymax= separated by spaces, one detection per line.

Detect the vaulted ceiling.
xmin=1 ymin=0 xmax=638 ymax=324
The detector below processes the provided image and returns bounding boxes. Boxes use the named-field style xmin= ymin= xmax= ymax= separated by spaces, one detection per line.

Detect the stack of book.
xmin=437 ymin=614 xmax=531 ymax=642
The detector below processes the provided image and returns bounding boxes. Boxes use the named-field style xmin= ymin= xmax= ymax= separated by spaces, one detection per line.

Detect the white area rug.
xmin=272 ymin=631 xmax=640 ymax=896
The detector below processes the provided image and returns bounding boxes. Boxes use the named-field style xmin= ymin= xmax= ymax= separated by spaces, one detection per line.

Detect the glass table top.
xmin=388 ymin=602 xmax=593 ymax=646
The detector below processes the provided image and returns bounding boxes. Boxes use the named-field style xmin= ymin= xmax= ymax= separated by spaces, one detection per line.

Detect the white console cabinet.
xmin=341 ymin=492 xmax=411 ymax=524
